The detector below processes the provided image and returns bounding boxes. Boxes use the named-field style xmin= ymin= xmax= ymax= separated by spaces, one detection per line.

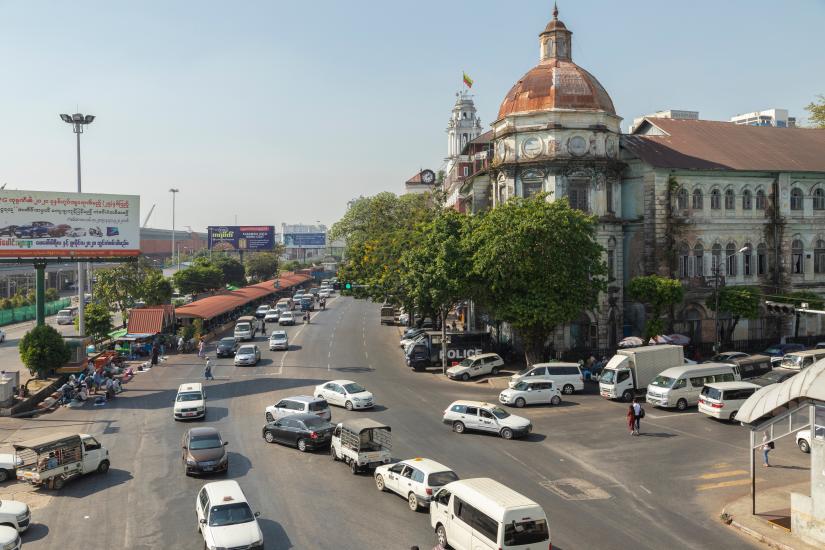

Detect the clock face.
xmin=421 ymin=170 xmax=435 ymax=184
xmin=522 ymin=137 xmax=542 ymax=159
xmin=568 ymin=135 xmax=588 ymax=157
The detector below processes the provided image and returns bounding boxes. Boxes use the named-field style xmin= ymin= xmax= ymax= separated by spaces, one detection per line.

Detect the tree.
xmin=95 ymin=258 xmax=167 ymax=326
xmin=0 ymin=299 xmax=11 ymax=310
xmin=705 ymin=286 xmax=761 ymax=345
xmin=805 ymin=94 xmax=825 ymax=128
xmin=19 ymin=324 xmax=70 ymax=378
xmin=786 ymin=290 xmax=825 ymax=310
xmin=142 ymin=271 xmax=173 ymax=305
xmin=78 ymin=301 xmax=114 ymax=343
xmin=203 ymin=256 xmax=246 ymax=287
xmin=245 ymin=252 xmax=281 ymax=283
xmin=45 ymin=288 xmax=59 ymax=302
xmin=628 ymin=275 xmax=685 ymax=340
xmin=173 ymin=263 xmax=223 ymax=295
xmin=469 ymin=195 xmax=606 ymax=365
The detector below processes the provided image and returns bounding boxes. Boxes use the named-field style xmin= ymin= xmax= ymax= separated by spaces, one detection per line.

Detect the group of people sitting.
xmin=58 ymin=366 xmax=127 ymax=406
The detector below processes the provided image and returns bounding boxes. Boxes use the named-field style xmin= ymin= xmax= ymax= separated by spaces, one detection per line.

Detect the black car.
xmin=763 ymin=343 xmax=806 ymax=357
xmin=262 ymin=413 xmax=333 ymax=452
xmin=751 ymin=368 xmax=799 ymax=387
xmin=215 ymin=337 xmax=240 ymax=357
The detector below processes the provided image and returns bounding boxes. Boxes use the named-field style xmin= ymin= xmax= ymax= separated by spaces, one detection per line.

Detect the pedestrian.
xmin=632 ymin=398 xmax=644 ymax=435
xmin=626 ymin=404 xmax=636 ymax=435
xmin=177 ymin=335 xmax=184 ymax=353
xmin=203 ymin=358 xmax=214 ymax=381
xmin=762 ymin=432 xmax=774 ymax=467
xmin=151 ymin=344 xmax=159 ymax=366
xmin=198 ymin=339 xmax=205 ymax=358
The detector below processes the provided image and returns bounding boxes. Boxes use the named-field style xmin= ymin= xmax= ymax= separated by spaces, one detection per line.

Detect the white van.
xmin=174 ymin=383 xmax=206 ymax=420
xmin=780 ymin=349 xmax=825 ymax=371
xmin=234 ymin=315 xmax=256 ymax=341
xmin=698 ymin=381 xmax=761 ymax=421
xmin=646 ymin=363 xmax=741 ymax=410
xmin=276 ymin=298 xmax=293 ymax=312
xmin=509 ymin=362 xmax=583 ymax=395
xmin=430 ymin=478 xmax=550 ymax=550
xmin=56 ymin=308 xmax=76 ymax=325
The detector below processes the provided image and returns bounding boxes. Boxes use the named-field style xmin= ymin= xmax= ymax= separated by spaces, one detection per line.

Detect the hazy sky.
xmin=1 ymin=0 xmax=823 ymax=232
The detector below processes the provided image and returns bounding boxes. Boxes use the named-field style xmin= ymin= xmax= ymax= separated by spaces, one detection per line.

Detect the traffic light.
xmin=345 ymin=282 xmax=352 ymax=290
xmin=765 ymin=301 xmax=796 ymax=315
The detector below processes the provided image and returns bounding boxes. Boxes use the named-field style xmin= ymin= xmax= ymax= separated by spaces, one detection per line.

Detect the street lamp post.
xmin=60 ymin=112 xmax=95 ymax=334
xmin=713 ymin=246 xmax=749 ymax=353
xmin=169 ymin=188 xmax=179 ymax=270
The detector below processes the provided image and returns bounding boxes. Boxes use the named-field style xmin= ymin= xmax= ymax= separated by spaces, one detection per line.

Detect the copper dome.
xmin=497 ymin=59 xmax=616 ymax=119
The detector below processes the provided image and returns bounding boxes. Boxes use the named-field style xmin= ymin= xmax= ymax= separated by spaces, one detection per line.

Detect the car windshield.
xmin=650 ymin=375 xmax=677 ymax=388
xmin=781 ymin=355 xmax=803 ymax=368
xmin=764 ymin=347 xmax=781 ymax=354
xmin=512 ymin=381 xmax=529 ymax=391
xmin=458 ymin=358 xmax=473 ymax=367
xmin=428 ymin=470 xmax=459 ymax=486
xmin=504 ymin=519 xmax=550 ymax=546
xmin=177 ymin=392 xmax=202 ymax=402
xmin=282 ymin=313 xmax=292 ymax=318
xmin=489 ymin=406 xmax=510 ymax=419
xmin=189 ymin=436 xmax=222 ymax=450
xmin=302 ymin=416 xmax=329 ymax=429
xmin=271 ymin=333 xmax=286 ymax=340
xmin=600 ymin=369 xmax=616 ymax=384
xmin=257 ymin=306 xmax=268 ymax=311
xmin=219 ymin=338 xmax=235 ymax=346
xmin=236 ymin=323 xmax=250 ymax=331
xmin=208 ymin=502 xmax=255 ymax=527
xmin=238 ymin=347 xmax=255 ymax=354
xmin=343 ymin=383 xmax=366 ymax=394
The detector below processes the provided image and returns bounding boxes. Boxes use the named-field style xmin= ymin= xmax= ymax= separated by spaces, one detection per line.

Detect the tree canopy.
xmin=19 ymin=325 xmax=70 ymax=378
xmin=95 ymin=258 xmax=169 ymax=326
xmin=245 ymin=252 xmax=281 ymax=283
xmin=805 ymin=94 xmax=825 ymax=128
xmin=705 ymin=286 xmax=761 ymax=345
xmin=628 ymin=275 xmax=685 ymax=340
xmin=173 ymin=263 xmax=223 ymax=295
xmin=202 ymin=256 xmax=246 ymax=287
xmin=81 ymin=302 xmax=114 ymax=343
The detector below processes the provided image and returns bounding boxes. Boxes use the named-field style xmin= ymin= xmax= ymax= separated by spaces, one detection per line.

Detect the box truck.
xmin=599 ymin=345 xmax=684 ymax=402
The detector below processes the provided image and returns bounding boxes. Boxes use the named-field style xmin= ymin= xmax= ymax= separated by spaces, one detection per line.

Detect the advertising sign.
xmin=208 ymin=226 xmax=275 ymax=251
xmin=283 ymin=232 xmax=326 ymax=248
xmin=0 ymin=190 xmax=140 ymax=258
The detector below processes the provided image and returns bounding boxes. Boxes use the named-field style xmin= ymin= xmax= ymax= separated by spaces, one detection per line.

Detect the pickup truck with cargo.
xmin=405 ymin=331 xmax=491 ymax=371
xmin=234 ymin=315 xmax=257 ymax=341
xmin=330 ymin=419 xmax=392 ymax=475
xmin=599 ymin=345 xmax=685 ymax=402
xmin=14 ymin=433 xmax=109 ymax=490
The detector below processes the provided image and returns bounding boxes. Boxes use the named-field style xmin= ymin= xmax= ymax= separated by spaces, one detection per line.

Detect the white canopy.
xmin=737 ymin=360 xmax=825 ymax=425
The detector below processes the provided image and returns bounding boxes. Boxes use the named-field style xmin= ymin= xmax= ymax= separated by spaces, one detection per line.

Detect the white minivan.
xmin=56 ymin=308 xmax=76 ymax=325
xmin=646 ymin=363 xmax=741 ymax=410
xmin=509 ymin=362 xmax=583 ymax=395
xmin=430 ymin=477 xmax=550 ymax=550
xmin=698 ymin=381 xmax=761 ymax=421
xmin=174 ymin=383 xmax=206 ymax=420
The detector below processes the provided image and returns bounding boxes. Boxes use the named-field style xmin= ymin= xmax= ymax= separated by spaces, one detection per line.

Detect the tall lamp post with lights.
xmin=59 ymin=113 xmax=95 ymax=333
xmin=169 ymin=188 xmax=179 ymax=270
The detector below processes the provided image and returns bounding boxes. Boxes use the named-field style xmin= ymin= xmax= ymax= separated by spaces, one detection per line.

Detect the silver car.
xmin=234 ymin=345 xmax=261 ymax=366
xmin=269 ymin=331 xmax=289 ymax=351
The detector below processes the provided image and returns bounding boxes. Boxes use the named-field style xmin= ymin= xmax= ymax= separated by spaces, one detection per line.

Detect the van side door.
xmin=450 ymin=496 xmax=475 ymax=550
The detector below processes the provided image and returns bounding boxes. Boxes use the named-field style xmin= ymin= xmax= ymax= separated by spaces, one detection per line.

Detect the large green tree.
xmin=705 ymin=286 xmax=761 ymax=345
xmin=628 ymin=275 xmax=685 ymax=340
xmin=141 ymin=271 xmax=173 ymax=305
xmin=79 ymin=301 xmax=114 ymax=343
xmin=245 ymin=252 xmax=281 ymax=283
xmin=19 ymin=325 xmax=71 ymax=379
xmin=205 ymin=256 xmax=246 ymax=287
xmin=805 ymin=94 xmax=825 ymax=128
xmin=469 ymin=194 xmax=606 ymax=365
xmin=173 ymin=263 xmax=223 ymax=295
xmin=95 ymin=258 xmax=172 ymax=325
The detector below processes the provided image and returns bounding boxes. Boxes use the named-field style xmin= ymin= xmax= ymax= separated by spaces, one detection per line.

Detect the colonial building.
xmin=444 ymin=92 xmax=483 ymax=208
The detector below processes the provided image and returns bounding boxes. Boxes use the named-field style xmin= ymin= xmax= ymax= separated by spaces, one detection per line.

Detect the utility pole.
xmin=170 ymin=188 xmax=179 ymax=270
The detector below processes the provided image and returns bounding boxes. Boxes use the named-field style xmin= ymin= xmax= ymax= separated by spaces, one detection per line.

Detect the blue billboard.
xmin=208 ymin=226 xmax=275 ymax=251
xmin=283 ymin=232 xmax=326 ymax=248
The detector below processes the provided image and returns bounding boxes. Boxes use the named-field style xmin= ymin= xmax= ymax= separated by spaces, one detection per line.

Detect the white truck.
xmin=599 ymin=345 xmax=685 ymax=402
xmin=0 ymin=453 xmax=21 ymax=483
xmin=14 ymin=433 xmax=110 ymax=490
xmin=330 ymin=419 xmax=392 ymax=475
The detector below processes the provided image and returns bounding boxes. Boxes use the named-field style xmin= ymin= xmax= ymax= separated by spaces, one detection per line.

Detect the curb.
xmin=722 ymin=507 xmax=798 ymax=550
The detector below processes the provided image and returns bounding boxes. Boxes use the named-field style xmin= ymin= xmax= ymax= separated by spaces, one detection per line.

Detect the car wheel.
xmin=436 ymin=524 xmax=448 ymax=548
xmin=729 ymin=410 xmax=738 ymax=422
xmin=551 ymin=395 xmax=562 ymax=406
xmin=676 ymin=398 xmax=688 ymax=411
xmin=491 ymin=367 xmax=500 ymax=375
xmin=799 ymin=439 xmax=811 ymax=454
xmin=0 ymin=469 xmax=8 ymax=483
xmin=264 ymin=431 xmax=275 ymax=443
xmin=330 ymin=447 xmax=338 ymax=461
xmin=622 ymin=390 xmax=633 ymax=403
xmin=452 ymin=421 xmax=465 ymax=434
xmin=461 ymin=373 xmax=470 ymax=381
xmin=408 ymin=492 xmax=419 ymax=512
xmin=515 ymin=398 xmax=526 ymax=408
xmin=266 ymin=412 xmax=274 ymax=422
xmin=563 ymin=384 xmax=575 ymax=395
xmin=350 ymin=461 xmax=359 ymax=475
xmin=297 ymin=439 xmax=308 ymax=452
xmin=345 ymin=401 xmax=354 ymax=411
xmin=52 ymin=476 xmax=65 ymax=490
xmin=375 ymin=474 xmax=385 ymax=492
xmin=97 ymin=460 xmax=110 ymax=474
xmin=500 ymin=428 xmax=514 ymax=440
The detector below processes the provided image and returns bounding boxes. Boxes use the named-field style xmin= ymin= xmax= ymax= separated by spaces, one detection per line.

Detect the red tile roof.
xmin=624 ymin=119 xmax=825 ymax=172
xmin=174 ymin=272 xmax=311 ymax=320
xmin=127 ymin=308 xmax=167 ymax=334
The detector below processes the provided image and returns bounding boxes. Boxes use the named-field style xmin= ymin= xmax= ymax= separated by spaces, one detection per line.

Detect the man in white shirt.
xmin=632 ymin=399 xmax=642 ymax=435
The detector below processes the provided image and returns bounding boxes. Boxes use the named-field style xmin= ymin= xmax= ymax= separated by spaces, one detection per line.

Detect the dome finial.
xmin=553 ymin=2 xmax=559 ymax=20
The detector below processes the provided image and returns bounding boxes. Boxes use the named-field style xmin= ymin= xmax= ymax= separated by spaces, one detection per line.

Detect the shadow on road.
xmin=58 ymin=467 xmax=133 ymax=498
xmin=227 ymin=451 xmax=253 ymax=478
xmin=257 ymin=518 xmax=293 ymax=549
xmin=204 ymin=406 xmax=229 ymax=422
xmin=22 ymin=523 xmax=49 ymax=542
xmin=638 ymin=432 xmax=677 ymax=438
xmin=332 ymin=366 xmax=376 ymax=373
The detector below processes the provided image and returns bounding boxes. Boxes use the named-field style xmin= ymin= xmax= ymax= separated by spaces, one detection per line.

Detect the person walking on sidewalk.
xmin=203 ymin=358 xmax=214 ymax=381
xmin=198 ymin=338 xmax=205 ymax=359
xmin=626 ymin=404 xmax=636 ymax=435
xmin=762 ymin=432 xmax=774 ymax=467
xmin=632 ymin=399 xmax=644 ymax=435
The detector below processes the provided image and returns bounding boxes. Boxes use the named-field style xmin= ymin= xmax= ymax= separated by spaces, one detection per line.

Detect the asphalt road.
xmin=0 ymin=296 xmax=812 ymax=549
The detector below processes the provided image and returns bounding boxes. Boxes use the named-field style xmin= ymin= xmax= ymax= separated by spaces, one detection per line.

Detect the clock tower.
xmin=445 ymin=91 xmax=482 ymax=174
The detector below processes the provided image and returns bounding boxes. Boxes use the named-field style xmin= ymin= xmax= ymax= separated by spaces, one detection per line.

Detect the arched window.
xmin=678 ymin=243 xmax=690 ymax=278
xmin=743 ymin=242 xmax=753 ymax=276
xmin=814 ymin=188 xmax=825 ymax=211
xmin=726 ymin=243 xmax=737 ymax=276
xmin=676 ymin=188 xmax=688 ymax=210
xmin=724 ymin=189 xmax=735 ymax=210
xmin=755 ymin=189 xmax=766 ymax=210
xmin=791 ymin=187 xmax=803 ymax=210
xmin=792 ymin=239 xmax=804 ymax=274
xmin=712 ymin=243 xmax=722 ymax=272
xmin=742 ymin=189 xmax=753 ymax=210
xmin=692 ymin=189 xmax=703 ymax=210
xmin=816 ymin=239 xmax=825 ymax=274
xmin=757 ymin=243 xmax=768 ymax=275
xmin=693 ymin=243 xmax=704 ymax=276
xmin=711 ymin=189 xmax=721 ymax=210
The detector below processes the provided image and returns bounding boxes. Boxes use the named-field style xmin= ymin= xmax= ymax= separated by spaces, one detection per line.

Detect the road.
xmin=0 ymin=295 xmax=811 ymax=549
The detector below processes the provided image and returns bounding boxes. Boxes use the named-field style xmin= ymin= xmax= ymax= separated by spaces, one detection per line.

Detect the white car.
xmin=264 ymin=310 xmax=280 ymax=323
xmin=234 ymin=345 xmax=261 ymax=366
xmin=0 ymin=499 xmax=30 ymax=532
xmin=314 ymin=380 xmax=374 ymax=410
xmin=499 ymin=380 xmax=562 ymax=408
xmin=174 ymin=383 xmax=206 ymax=420
xmin=442 ymin=400 xmax=532 ymax=440
xmin=269 ymin=331 xmax=288 ymax=351
xmin=196 ymin=481 xmax=263 ymax=550
xmin=279 ymin=311 xmax=295 ymax=326
xmin=255 ymin=305 xmax=271 ymax=318
xmin=319 ymin=290 xmax=331 ymax=298
xmin=265 ymin=395 xmax=331 ymax=422
xmin=0 ymin=453 xmax=21 ymax=483
xmin=374 ymin=458 xmax=459 ymax=511
xmin=797 ymin=425 xmax=824 ymax=453
xmin=0 ymin=526 xmax=19 ymax=550
xmin=446 ymin=353 xmax=504 ymax=381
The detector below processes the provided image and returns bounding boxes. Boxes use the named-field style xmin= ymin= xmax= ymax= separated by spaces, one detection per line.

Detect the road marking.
xmin=639 ymin=485 xmax=652 ymax=495
xmin=540 ymin=478 xmax=611 ymax=501
xmin=696 ymin=478 xmax=754 ymax=491
xmin=698 ymin=470 xmax=749 ymax=480
xmin=646 ymin=412 xmax=698 ymax=419
xmin=278 ymin=324 xmax=307 ymax=374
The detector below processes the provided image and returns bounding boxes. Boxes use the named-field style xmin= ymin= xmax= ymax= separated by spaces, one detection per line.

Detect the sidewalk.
xmin=723 ymin=482 xmax=820 ymax=550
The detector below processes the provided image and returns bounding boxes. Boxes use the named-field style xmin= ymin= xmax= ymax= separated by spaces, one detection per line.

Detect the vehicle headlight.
xmin=3 ymin=539 xmax=19 ymax=550
xmin=353 ymin=397 xmax=362 ymax=402
xmin=16 ymin=512 xmax=28 ymax=521
xmin=197 ymin=406 xmax=205 ymax=411
xmin=186 ymin=458 xmax=196 ymax=465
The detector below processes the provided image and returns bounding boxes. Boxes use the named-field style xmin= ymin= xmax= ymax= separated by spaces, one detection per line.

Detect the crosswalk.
xmin=694 ymin=463 xmax=755 ymax=491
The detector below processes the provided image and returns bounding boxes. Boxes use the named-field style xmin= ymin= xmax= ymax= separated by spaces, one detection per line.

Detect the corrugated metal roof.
xmin=623 ymin=119 xmax=825 ymax=172
xmin=736 ymin=360 xmax=825 ymax=425
xmin=127 ymin=308 xmax=166 ymax=334
xmin=174 ymin=273 xmax=311 ymax=320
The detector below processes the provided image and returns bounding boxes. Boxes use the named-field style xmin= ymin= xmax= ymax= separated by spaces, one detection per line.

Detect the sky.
xmin=1 ymin=0 xmax=823 ymax=233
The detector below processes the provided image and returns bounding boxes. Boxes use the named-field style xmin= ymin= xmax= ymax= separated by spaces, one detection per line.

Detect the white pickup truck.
xmin=0 ymin=453 xmax=21 ymax=483
xmin=330 ymin=419 xmax=392 ymax=475
xmin=14 ymin=433 xmax=110 ymax=490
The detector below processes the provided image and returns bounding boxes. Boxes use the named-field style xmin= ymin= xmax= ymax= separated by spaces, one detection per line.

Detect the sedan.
xmin=314 ymin=380 xmax=374 ymax=410
xmin=706 ymin=351 xmax=750 ymax=364
xmin=215 ymin=337 xmax=239 ymax=358
xmin=262 ymin=413 xmax=334 ymax=452
xmin=269 ymin=331 xmax=288 ymax=351
xmin=279 ymin=312 xmax=295 ymax=326
xmin=182 ymin=427 xmax=229 ymax=476
xmin=254 ymin=305 xmax=271 ymax=319
xmin=234 ymin=345 xmax=261 ymax=366
xmin=374 ymin=458 xmax=458 ymax=512
xmin=264 ymin=310 xmax=280 ymax=323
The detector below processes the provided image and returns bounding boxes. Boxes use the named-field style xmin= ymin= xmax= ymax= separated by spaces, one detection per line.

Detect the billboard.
xmin=0 ymin=190 xmax=140 ymax=258
xmin=208 ymin=226 xmax=275 ymax=251
xmin=283 ymin=232 xmax=326 ymax=248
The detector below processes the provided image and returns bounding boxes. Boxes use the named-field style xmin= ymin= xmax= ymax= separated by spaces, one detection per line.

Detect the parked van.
xmin=380 ymin=304 xmax=396 ymax=325
xmin=728 ymin=354 xmax=773 ymax=379
xmin=56 ymin=308 xmax=77 ymax=325
xmin=430 ymin=477 xmax=550 ymax=550
xmin=509 ymin=362 xmax=583 ymax=395
xmin=780 ymin=349 xmax=825 ymax=371
xmin=698 ymin=381 xmax=761 ymax=421
xmin=646 ymin=363 xmax=741 ymax=410
xmin=234 ymin=315 xmax=256 ymax=341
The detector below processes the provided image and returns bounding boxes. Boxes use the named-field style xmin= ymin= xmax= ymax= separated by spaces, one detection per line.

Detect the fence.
xmin=0 ymin=298 xmax=72 ymax=327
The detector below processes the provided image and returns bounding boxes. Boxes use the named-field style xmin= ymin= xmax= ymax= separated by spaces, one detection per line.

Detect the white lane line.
xmin=327 ymin=363 xmax=331 ymax=371
xmin=647 ymin=412 xmax=698 ymax=419
xmin=640 ymin=485 xmax=652 ymax=495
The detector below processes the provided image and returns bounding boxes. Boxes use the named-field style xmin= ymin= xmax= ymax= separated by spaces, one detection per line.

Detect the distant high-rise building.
xmin=730 ymin=108 xmax=796 ymax=128
xmin=630 ymin=110 xmax=699 ymax=132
